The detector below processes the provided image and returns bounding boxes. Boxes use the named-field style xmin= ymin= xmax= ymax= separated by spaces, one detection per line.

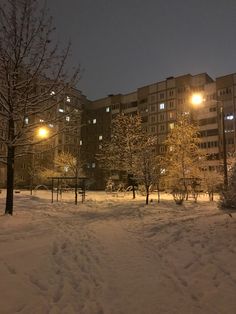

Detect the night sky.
xmin=47 ymin=0 xmax=236 ymax=100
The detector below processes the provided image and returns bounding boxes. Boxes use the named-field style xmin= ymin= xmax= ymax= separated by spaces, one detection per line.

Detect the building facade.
xmin=1 ymin=72 xmax=236 ymax=190
xmin=81 ymin=72 xmax=236 ymax=189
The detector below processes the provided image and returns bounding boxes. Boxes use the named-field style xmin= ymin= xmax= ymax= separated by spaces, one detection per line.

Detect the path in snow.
xmin=87 ymin=202 xmax=236 ymax=314
xmin=0 ymin=192 xmax=236 ymax=314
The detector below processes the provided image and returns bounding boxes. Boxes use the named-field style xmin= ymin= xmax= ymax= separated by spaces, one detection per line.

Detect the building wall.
xmin=81 ymin=72 xmax=235 ymax=189
xmin=1 ymin=72 xmax=235 ymax=190
xmin=216 ymin=74 xmax=236 ymax=155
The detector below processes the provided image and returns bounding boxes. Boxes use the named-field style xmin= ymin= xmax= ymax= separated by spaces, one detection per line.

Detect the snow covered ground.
xmin=0 ymin=190 xmax=235 ymax=314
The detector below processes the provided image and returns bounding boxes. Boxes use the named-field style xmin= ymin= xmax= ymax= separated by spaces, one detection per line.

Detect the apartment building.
xmin=1 ymin=72 xmax=235 ymax=190
xmin=216 ymin=74 xmax=236 ymax=155
xmin=81 ymin=72 xmax=236 ymax=189
xmin=0 ymin=87 xmax=88 ymax=188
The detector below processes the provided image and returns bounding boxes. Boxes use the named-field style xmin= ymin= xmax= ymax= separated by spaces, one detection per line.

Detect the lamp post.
xmin=30 ymin=126 xmax=50 ymax=194
xmin=219 ymin=105 xmax=228 ymax=188
xmin=191 ymin=93 xmax=228 ymax=189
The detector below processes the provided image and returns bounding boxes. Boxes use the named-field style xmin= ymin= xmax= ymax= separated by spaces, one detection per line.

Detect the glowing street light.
xmin=191 ymin=93 xmax=204 ymax=106
xmin=190 ymin=93 xmax=228 ymax=188
xmin=37 ymin=126 xmax=49 ymax=139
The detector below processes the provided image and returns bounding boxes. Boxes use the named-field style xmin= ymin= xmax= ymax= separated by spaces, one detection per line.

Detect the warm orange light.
xmin=191 ymin=93 xmax=204 ymax=106
xmin=37 ymin=127 xmax=49 ymax=139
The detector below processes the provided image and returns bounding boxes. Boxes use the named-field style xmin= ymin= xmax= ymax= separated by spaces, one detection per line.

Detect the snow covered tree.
xmin=55 ymin=152 xmax=78 ymax=176
xmin=38 ymin=168 xmax=60 ymax=185
xmin=98 ymin=113 xmax=162 ymax=203
xmin=220 ymin=160 xmax=236 ymax=209
xmin=0 ymin=0 xmax=79 ymax=214
xmin=202 ymin=170 xmax=223 ymax=201
xmin=164 ymin=114 xmax=204 ymax=204
xmin=135 ymin=135 xmax=159 ymax=204
xmin=98 ymin=113 xmax=145 ymax=199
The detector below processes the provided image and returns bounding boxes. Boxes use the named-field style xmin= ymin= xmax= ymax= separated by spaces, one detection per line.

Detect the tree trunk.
xmin=145 ymin=189 xmax=149 ymax=205
xmin=5 ymin=145 xmax=15 ymax=215
xmin=30 ymin=176 xmax=33 ymax=195
xmin=157 ymin=189 xmax=160 ymax=203
xmin=132 ymin=184 xmax=136 ymax=199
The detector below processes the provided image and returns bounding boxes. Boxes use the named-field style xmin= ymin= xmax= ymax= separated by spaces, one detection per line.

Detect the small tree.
xmin=220 ymin=160 xmax=236 ymax=209
xmin=202 ymin=170 xmax=223 ymax=201
xmin=136 ymin=135 xmax=159 ymax=205
xmin=98 ymin=113 xmax=144 ymax=199
xmin=164 ymin=114 xmax=204 ymax=204
xmin=39 ymin=168 xmax=60 ymax=185
xmin=55 ymin=152 xmax=77 ymax=176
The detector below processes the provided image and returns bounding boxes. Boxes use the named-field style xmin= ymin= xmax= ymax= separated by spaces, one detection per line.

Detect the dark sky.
xmin=47 ymin=0 xmax=236 ymax=100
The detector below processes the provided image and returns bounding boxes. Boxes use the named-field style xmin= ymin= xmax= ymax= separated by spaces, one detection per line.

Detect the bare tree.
xmin=136 ymin=136 xmax=160 ymax=205
xmin=0 ymin=0 xmax=79 ymax=214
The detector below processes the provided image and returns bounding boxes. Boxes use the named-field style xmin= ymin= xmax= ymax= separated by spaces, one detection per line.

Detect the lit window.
xmin=66 ymin=116 xmax=70 ymax=121
xmin=226 ymin=114 xmax=234 ymax=120
xmin=99 ymin=144 xmax=102 ymax=149
xmin=88 ymin=120 xmax=91 ymax=124
xmin=25 ymin=117 xmax=29 ymax=124
xmin=106 ymin=107 xmax=110 ymax=112
xmin=66 ymin=96 xmax=71 ymax=102
xmin=169 ymin=123 xmax=174 ymax=130
xmin=80 ymin=140 xmax=82 ymax=146
xmin=160 ymin=168 xmax=166 ymax=174
xmin=59 ymin=108 xmax=64 ymax=113
xmin=39 ymin=119 xmax=44 ymax=122
xmin=49 ymin=124 xmax=54 ymax=128
xmin=99 ymin=135 xmax=103 ymax=140
xmin=159 ymin=103 xmax=165 ymax=110
xmin=93 ymin=119 xmax=97 ymax=124
xmin=92 ymin=163 xmax=96 ymax=168
xmin=50 ymin=90 xmax=55 ymax=95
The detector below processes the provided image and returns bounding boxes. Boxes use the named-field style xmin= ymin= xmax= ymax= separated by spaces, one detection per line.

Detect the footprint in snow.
xmin=5 ymin=263 xmax=17 ymax=275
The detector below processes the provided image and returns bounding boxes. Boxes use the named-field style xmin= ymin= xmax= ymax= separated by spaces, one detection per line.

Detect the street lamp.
xmin=191 ymin=93 xmax=204 ymax=106
xmin=37 ymin=126 xmax=49 ymax=139
xmin=191 ymin=93 xmax=228 ymax=189
xmin=219 ymin=105 xmax=228 ymax=188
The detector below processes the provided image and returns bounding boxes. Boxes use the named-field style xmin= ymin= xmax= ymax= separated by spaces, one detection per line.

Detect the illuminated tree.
xmin=202 ymin=170 xmax=223 ymax=201
xmin=164 ymin=114 xmax=204 ymax=203
xmin=55 ymin=152 xmax=78 ymax=176
xmin=0 ymin=0 xmax=79 ymax=214
xmin=98 ymin=113 xmax=144 ymax=199
xmin=98 ymin=113 xmax=161 ymax=203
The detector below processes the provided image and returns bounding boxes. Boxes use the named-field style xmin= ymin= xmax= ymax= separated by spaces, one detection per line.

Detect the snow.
xmin=0 ymin=190 xmax=236 ymax=314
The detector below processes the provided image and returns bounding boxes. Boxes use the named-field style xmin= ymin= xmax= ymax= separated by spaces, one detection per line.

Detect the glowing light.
xmin=38 ymin=127 xmax=49 ymax=139
xmin=191 ymin=93 xmax=204 ymax=106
